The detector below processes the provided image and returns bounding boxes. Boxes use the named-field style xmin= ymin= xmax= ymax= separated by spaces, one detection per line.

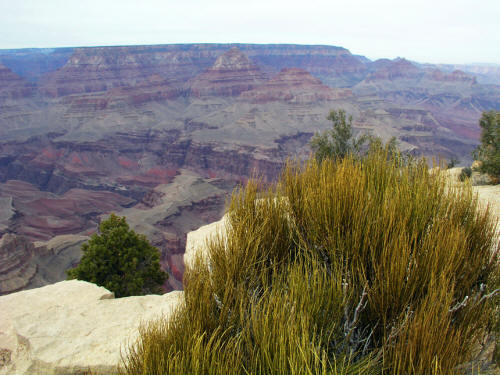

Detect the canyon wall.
xmin=0 ymin=43 xmax=498 ymax=292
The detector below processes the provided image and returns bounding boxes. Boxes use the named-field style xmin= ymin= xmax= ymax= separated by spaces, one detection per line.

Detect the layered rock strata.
xmin=189 ymin=47 xmax=267 ymax=97
xmin=355 ymin=58 xmax=491 ymax=139
xmin=0 ymin=63 xmax=34 ymax=100
xmin=0 ymin=170 xmax=232 ymax=292
xmin=0 ymin=235 xmax=37 ymax=294
xmin=240 ymin=68 xmax=351 ymax=103
xmin=0 ymin=43 xmax=499 ymax=297
xmin=0 ymin=233 xmax=89 ymax=295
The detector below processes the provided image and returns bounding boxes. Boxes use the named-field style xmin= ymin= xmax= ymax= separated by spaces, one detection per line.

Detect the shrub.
xmin=67 ymin=214 xmax=168 ymax=297
xmin=121 ymin=150 xmax=499 ymax=374
xmin=310 ymin=109 xmax=369 ymax=162
xmin=310 ymin=109 xmax=400 ymax=164
xmin=473 ymin=110 xmax=500 ymax=182
xmin=447 ymin=157 xmax=459 ymax=169
xmin=459 ymin=167 xmax=472 ymax=182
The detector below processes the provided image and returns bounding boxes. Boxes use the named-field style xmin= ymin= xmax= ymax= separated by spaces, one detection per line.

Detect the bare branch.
xmin=478 ymin=288 xmax=500 ymax=304
xmin=449 ymin=295 xmax=469 ymax=313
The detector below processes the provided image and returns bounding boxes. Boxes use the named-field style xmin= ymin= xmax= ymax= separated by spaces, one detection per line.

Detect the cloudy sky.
xmin=1 ymin=0 xmax=499 ymax=64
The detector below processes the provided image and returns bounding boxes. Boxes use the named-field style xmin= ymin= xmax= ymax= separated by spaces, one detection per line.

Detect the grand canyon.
xmin=1 ymin=43 xmax=499 ymax=292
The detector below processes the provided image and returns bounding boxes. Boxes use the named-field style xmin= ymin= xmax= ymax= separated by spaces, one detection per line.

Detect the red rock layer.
xmin=366 ymin=58 xmax=422 ymax=81
xmin=39 ymin=46 xmax=215 ymax=97
xmin=425 ymin=69 xmax=476 ymax=84
xmin=0 ymin=180 xmax=135 ymax=240
xmin=61 ymin=74 xmax=180 ymax=112
xmin=240 ymin=68 xmax=352 ymax=103
xmin=189 ymin=47 xmax=267 ymax=97
xmin=106 ymin=74 xmax=180 ymax=106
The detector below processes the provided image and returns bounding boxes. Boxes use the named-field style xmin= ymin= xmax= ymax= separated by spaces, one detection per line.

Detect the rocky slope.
xmin=0 ymin=43 xmax=499 ymax=294
xmin=0 ymin=233 xmax=88 ymax=295
xmin=0 ymin=48 xmax=73 ymax=83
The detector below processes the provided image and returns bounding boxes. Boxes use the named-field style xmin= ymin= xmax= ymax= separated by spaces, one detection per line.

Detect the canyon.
xmin=0 ymin=43 xmax=499 ymax=292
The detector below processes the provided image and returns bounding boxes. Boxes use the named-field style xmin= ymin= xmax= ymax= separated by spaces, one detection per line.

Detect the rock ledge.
xmin=0 ymin=280 xmax=182 ymax=375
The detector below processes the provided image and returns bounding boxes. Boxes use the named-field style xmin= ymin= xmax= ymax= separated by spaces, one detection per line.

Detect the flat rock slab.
xmin=0 ymin=280 xmax=183 ymax=375
xmin=474 ymin=184 xmax=500 ymax=240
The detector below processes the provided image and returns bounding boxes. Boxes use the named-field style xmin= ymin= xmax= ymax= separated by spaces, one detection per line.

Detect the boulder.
xmin=474 ymin=184 xmax=500 ymax=241
xmin=184 ymin=214 xmax=228 ymax=268
xmin=0 ymin=280 xmax=182 ymax=375
xmin=447 ymin=167 xmax=500 ymax=241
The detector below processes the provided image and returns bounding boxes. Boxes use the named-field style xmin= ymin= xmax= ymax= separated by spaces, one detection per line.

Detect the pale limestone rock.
xmin=474 ymin=184 xmax=500 ymax=241
xmin=0 ymin=280 xmax=183 ymax=375
xmin=184 ymin=214 xmax=228 ymax=268
xmin=447 ymin=168 xmax=500 ymax=241
xmin=474 ymin=185 xmax=500 ymax=221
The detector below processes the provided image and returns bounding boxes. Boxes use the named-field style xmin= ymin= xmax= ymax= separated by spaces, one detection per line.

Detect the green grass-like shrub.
xmin=121 ymin=150 xmax=499 ymax=374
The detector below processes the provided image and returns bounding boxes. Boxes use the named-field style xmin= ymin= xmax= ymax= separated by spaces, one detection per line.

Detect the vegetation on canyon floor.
xmin=67 ymin=214 xmax=167 ymax=297
xmin=120 ymin=147 xmax=499 ymax=374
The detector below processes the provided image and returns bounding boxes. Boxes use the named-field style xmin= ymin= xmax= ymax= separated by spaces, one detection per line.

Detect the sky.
xmin=0 ymin=0 xmax=499 ymax=65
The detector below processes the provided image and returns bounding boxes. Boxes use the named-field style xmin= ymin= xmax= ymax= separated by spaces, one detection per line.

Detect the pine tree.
xmin=67 ymin=214 xmax=168 ymax=297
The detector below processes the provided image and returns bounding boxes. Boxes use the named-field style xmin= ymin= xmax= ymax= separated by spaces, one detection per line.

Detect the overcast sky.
xmin=0 ymin=0 xmax=499 ymax=64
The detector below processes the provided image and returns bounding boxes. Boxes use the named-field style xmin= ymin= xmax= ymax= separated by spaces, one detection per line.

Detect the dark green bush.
xmin=447 ymin=157 xmax=459 ymax=169
xmin=121 ymin=150 xmax=499 ymax=374
xmin=459 ymin=167 xmax=472 ymax=182
xmin=67 ymin=214 xmax=167 ymax=297
xmin=473 ymin=111 xmax=500 ymax=182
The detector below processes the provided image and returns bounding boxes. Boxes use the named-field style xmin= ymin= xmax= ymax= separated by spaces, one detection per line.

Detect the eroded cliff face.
xmin=240 ymin=68 xmax=352 ymax=103
xmin=354 ymin=58 xmax=496 ymax=139
xmin=189 ymin=47 xmax=268 ymax=97
xmin=0 ymin=63 xmax=35 ymax=100
xmin=0 ymin=235 xmax=37 ymax=294
xmin=0 ymin=43 xmax=498 ymax=294
xmin=34 ymin=44 xmax=366 ymax=97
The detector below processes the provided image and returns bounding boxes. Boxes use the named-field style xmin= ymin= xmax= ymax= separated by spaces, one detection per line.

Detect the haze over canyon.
xmin=0 ymin=43 xmax=499 ymax=292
